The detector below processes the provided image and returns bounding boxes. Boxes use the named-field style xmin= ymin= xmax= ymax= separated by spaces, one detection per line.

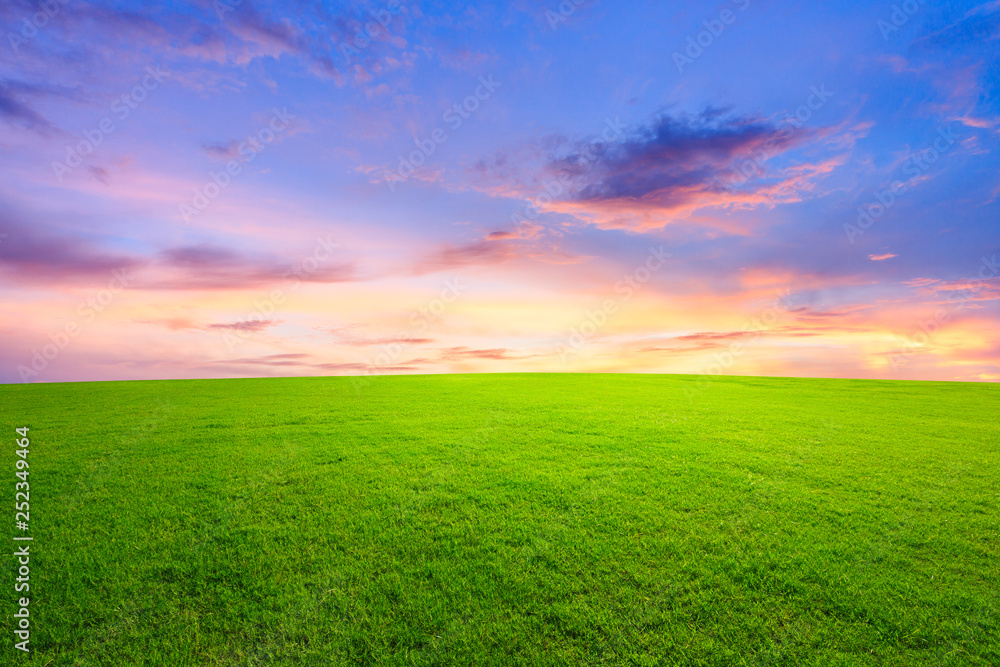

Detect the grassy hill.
xmin=2 ymin=373 xmax=998 ymax=665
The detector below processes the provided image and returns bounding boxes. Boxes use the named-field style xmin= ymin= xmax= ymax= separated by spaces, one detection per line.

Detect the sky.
xmin=0 ymin=0 xmax=998 ymax=384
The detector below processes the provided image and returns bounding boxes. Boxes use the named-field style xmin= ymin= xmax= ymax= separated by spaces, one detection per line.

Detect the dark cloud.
xmin=672 ymin=330 xmax=766 ymax=342
xmin=151 ymin=244 xmax=357 ymax=290
xmin=640 ymin=324 xmax=850 ymax=354
xmin=202 ymin=141 xmax=242 ymax=159
xmin=214 ymin=355 xmax=425 ymax=374
xmin=549 ymin=111 xmax=808 ymax=208
xmin=18 ymin=1 xmax=413 ymax=86
xmin=438 ymin=347 xmax=521 ymax=361
xmin=314 ymin=362 xmax=422 ymax=373
xmin=0 ymin=81 xmax=56 ymax=133
xmin=342 ymin=337 xmax=435 ymax=346
xmin=467 ymin=108 xmax=830 ymax=233
xmin=0 ymin=212 xmax=143 ymax=284
xmin=0 ymin=207 xmax=357 ymax=290
xmin=223 ymin=353 xmax=311 ymax=366
xmin=788 ymin=306 xmax=870 ymax=322
xmin=159 ymin=245 xmax=243 ymax=268
xmin=412 ymin=239 xmax=515 ymax=274
xmin=88 ymin=166 xmax=110 ymax=184
xmin=206 ymin=320 xmax=279 ymax=333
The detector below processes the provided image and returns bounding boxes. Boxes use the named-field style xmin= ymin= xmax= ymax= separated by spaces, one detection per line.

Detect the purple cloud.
xmin=549 ymin=111 xmax=808 ymax=207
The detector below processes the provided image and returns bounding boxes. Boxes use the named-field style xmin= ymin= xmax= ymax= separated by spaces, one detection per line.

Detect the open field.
xmin=1 ymin=373 xmax=998 ymax=665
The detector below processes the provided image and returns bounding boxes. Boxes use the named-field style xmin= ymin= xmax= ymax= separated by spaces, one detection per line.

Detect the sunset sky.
xmin=1 ymin=0 xmax=998 ymax=384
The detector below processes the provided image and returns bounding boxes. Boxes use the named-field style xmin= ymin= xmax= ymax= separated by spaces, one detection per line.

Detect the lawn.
xmin=2 ymin=373 xmax=998 ymax=665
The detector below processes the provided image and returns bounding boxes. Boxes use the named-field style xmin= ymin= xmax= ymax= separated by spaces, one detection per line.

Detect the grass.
xmin=1 ymin=372 xmax=998 ymax=665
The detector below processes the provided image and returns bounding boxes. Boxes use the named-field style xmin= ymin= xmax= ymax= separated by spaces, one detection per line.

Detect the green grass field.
xmin=2 ymin=373 xmax=998 ymax=665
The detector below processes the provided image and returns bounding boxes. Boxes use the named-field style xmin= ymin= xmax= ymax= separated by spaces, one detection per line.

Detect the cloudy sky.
xmin=1 ymin=0 xmax=998 ymax=383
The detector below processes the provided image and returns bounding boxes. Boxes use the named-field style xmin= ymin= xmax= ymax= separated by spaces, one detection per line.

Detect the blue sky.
xmin=1 ymin=0 xmax=998 ymax=382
